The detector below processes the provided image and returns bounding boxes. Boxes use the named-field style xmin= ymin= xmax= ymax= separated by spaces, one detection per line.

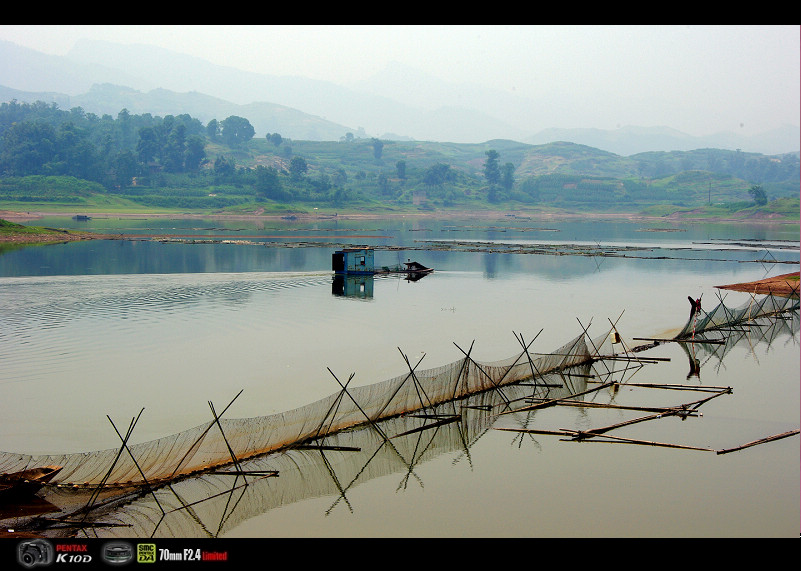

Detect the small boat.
xmin=403 ymin=261 xmax=433 ymax=274
xmin=374 ymin=260 xmax=434 ymax=276
xmin=72 ymin=215 xmax=92 ymax=221
xmin=0 ymin=466 xmax=62 ymax=501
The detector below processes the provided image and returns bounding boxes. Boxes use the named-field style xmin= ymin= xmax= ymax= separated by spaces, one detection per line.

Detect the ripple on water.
xmin=0 ymin=272 xmax=333 ymax=382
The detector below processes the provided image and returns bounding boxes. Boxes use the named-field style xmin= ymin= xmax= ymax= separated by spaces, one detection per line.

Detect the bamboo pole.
xmin=453 ymin=340 xmax=518 ymax=408
xmin=633 ymin=337 xmax=727 ymax=345
xmin=716 ymin=430 xmax=800 ymax=455
xmin=521 ymin=399 xmax=699 ymax=415
xmin=622 ymin=382 xmax=732 ymax=392
xmin=562 ymin=410 xmax=677 ymax=439
xmin=605 ymin=355 xmax=672 ymax=362
xmin=560 ymin=431 xmax=715 ymax=452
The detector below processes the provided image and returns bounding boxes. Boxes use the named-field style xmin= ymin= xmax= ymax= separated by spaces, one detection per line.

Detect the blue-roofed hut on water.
xmin=332 ymin=248 xmax=374 ymax=275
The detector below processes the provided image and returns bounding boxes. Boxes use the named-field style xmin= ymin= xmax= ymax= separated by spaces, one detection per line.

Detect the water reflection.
xmin=3 ymin=304 xmax=796 ymax=538
xmin=331 ymin=272 xmax=431 ymax=300
xmin=678 ymin=311 xmax=800 ymax=378
xmin=332 ymin=274 xmax=374 ymax=299
xmin=2 ymin=217 xmax=798 ymax=538
xmin=19 ymin=366 xmax=591 ymax=538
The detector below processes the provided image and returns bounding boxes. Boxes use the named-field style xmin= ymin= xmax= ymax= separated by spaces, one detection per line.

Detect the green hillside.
xmin=1 ymin=100 xmax=798 ymax=219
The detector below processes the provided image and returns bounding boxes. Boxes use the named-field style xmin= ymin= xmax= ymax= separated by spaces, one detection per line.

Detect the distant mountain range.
xmin=1 ymin=39 xmax=798 ymax=156
xmin=0 ymin=82 xmax=357 ymax=142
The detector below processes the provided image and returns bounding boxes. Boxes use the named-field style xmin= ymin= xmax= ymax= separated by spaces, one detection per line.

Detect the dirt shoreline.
xmin=2 ymin=208 xmax=799 ymax=225
xmin=0 ymin=231 xmax=116 ymax=244
xmin=715 ymin=271 xmax=800 ymax=297
xmin=0 ymin=208 xmax=700 ymax=245
xmin=0 ymin=209 xmax=668 ymax=225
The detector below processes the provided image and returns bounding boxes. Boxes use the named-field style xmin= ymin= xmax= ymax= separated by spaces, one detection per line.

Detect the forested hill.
xmin=0 ymin=100 xmax=798 ymax=216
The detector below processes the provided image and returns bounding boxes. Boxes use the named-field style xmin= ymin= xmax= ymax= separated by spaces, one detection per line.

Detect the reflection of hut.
xmin=332 ymin=248 xmax=374 ymax=275
xmin=332 ymin=274 xmax=374 ymax=299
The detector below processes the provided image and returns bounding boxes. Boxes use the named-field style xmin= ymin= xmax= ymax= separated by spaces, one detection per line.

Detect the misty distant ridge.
xmin=524 ymin=124 xmax=801 ymax=157
xmin=0 ymin=39 xmax=798 ymax=156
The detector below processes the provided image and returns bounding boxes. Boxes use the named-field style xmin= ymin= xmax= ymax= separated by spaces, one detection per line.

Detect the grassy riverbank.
xmin=0 ymin=217 xmax=113 ymax=244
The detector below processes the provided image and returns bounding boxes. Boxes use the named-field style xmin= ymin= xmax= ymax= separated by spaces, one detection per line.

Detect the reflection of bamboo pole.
xmin=717 ymin=430 xmax=800 ymax=455
xmin=495 ymin=428 xmax=571 ymax=436
xmin=392 ymin=416 xmax=461 ymax=438
xmin=500 ymin=382 xmax=614 ymax=415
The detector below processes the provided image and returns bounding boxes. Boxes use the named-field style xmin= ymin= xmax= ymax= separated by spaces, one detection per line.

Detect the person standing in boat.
xmin=688 ymin=296 xmax=702 ymax=320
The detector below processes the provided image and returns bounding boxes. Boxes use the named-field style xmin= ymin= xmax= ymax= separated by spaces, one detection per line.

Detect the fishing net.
xmin=0 ymin=329 xmax=607 ymax=487
xmin=57 ymin=372 xmax=591 ymax=538
xmin=679 ymin=309 xmax=800 ymax=372
xmin=3 ymin=291 xmax=795 ymax=490
xmin=676 ymin=293 xmax=799 ymax=339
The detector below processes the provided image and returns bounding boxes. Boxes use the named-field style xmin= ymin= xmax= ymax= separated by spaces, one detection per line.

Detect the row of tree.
xmin=0 ymin=100 xmax=260 ymax=190
xmin=0 ymin=99 xmax=784 ymax=210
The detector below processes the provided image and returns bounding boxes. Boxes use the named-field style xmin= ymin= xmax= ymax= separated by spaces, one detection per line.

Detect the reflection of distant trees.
xmin=482 ymin=252 xmax=497 ymax=279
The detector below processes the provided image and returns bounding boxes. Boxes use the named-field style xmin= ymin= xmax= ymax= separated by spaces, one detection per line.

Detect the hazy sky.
xmin=0 ymin=25 xmax=798 ymax=136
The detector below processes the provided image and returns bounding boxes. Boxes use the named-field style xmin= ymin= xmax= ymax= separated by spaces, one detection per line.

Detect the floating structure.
xmin=390 ymin=260 xmax=434 ymax=276
xmin=332 ymin=248 xmax=374 ymax=275
xmin=332 ymin=248 xmax=433 ymax=277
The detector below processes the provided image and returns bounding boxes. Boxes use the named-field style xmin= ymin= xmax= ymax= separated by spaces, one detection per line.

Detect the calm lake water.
xmin=1 ymin=214 xmax=798 ymax=537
